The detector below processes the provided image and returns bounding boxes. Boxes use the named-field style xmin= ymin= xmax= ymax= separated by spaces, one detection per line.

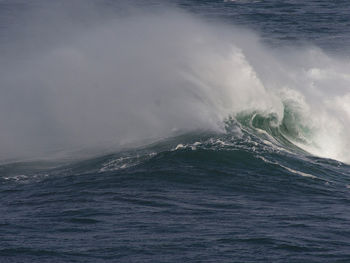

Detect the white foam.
xmin=0 ymin=4 xmax=349 ymax=164
xmin=257 ymin=155 xmax=317 ymax=179
xmin=280 ymin=164 xmax=317 ymax=179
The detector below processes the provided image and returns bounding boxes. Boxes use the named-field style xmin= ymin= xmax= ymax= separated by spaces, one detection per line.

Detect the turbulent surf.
xmin=1 ymin=1 xmax=350 ymax=262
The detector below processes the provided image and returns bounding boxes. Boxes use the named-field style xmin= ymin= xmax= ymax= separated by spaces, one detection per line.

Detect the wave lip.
xmin=0 ymin=3 xmax=350 ymax=164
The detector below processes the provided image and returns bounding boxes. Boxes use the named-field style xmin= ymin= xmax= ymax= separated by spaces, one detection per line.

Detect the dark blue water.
xmin=1 ymin=1 xmax=350 ymax=262
xmin=178 ymin=0 xmax=350 ymax=52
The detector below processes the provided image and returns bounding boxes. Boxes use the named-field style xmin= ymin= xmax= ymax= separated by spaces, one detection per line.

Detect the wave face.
xmin=1 ymin=1 xmax=350 ymax=262
xmin=2 ymin=130 xmax=350 ymax=262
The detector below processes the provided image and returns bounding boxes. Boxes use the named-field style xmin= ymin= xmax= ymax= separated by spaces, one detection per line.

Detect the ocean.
xmin=1 ymin=0 xmax=350 ymax=262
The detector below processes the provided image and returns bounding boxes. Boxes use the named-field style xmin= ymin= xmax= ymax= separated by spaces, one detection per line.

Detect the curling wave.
xmin=0 ymin=4 xmax=350 ymax=163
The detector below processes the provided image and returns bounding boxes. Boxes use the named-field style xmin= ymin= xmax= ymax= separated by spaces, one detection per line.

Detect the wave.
xmin=0 ymin=1 xmax=350 ymax=163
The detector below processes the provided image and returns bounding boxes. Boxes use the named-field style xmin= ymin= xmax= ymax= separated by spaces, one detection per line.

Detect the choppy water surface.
xmin=1 ymin=1 xmax=350 ymax=262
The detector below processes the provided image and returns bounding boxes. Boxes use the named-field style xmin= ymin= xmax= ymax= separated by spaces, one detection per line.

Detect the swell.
xmin=2 ymin=127 xmax=349 ymax=190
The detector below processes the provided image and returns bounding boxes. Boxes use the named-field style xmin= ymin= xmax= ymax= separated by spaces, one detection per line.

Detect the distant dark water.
xmin=1 ymin=1 xmax=350 ymax=262
xmin=177 ymin=0 xmax=350 ymax=52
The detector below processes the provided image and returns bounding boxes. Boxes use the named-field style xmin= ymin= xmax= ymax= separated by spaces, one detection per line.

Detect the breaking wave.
xmin=0 ymin=2 xmax=350 ymax=163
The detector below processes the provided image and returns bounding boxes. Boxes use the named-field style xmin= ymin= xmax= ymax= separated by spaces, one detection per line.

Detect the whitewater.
xmin=1 ymin=2 xmax=350 ymax=163
xmin=1 ymin=1 xmax=350 ymax=262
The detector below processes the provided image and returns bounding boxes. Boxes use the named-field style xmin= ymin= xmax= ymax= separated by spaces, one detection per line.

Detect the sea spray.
xmin=0 ymin=2 xmax=350 ymax=163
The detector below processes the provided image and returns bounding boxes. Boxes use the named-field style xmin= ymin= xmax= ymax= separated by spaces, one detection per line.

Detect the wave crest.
xmin=0 ymin=3 xmax=350 ymax=163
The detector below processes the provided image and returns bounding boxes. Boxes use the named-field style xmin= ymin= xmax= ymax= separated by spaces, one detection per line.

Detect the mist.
xmin=0 ymin=1 xmax=269 ymax=159
xmin=1 ymin=0 xmax=350 ymax=162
